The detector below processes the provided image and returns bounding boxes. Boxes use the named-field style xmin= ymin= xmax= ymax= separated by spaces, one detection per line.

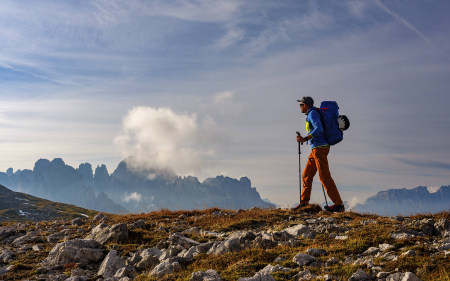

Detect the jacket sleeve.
xmin=308 ymin=110 xmax=324 ymax=138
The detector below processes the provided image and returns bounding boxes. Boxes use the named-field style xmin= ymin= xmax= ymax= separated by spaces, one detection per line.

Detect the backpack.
xmin=314 ymin=101 xmax=350 ymax=145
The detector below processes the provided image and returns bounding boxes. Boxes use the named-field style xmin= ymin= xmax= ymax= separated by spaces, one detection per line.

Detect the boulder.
xmin=47 ymin=229 xmax=71 ymax=243
xmin=386 ymin=272 xmax=422 ymax=281
xmin=97 ymin=250 xmax=125 ymax=278
xmin=86 ymin=223 xmax=128 ymax=245
xmin=114 ymin=266 xmax=137 ymax=279
xmin=306 ymin=248 xmax=327 ymax=257
xmin=41 ymin=239 xmax=104 ymax=266
xmin=150 ymin=258 xmax=182 ymax=278
xmin=293 ymin=269 xmax=317 ymax=281
xmin=190 ymin=269 xmax=223 ymax=281
xmin=292 ymin=252 xmax=316 ymax=266
xmin=12 ymin=231 xmax=43 ymax=246
xmin=72 ymin=218 xmax=83 ymax=226
xmin=0 ymin=227 xmax=16 ymax=241
xmin=348 ymin=269 xmax=374 ymax=281
xmin=283 ymin=224 xmax=311 ymax=236
xmin=135 ymin=248 xmax=161 ymax=270
xmin=0 ymin=248 xmax=15 ymax=263
xmin=207 ymin=231 xmax=256 ymax=255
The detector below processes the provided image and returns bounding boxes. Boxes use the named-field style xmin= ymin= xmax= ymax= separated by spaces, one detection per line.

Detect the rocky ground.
xmin=0 ymin=206 xmax=449 ymax=280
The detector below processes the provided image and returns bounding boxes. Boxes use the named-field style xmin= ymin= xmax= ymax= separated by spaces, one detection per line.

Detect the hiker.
xmin=295 ymin=96 xmax=345 ymax=212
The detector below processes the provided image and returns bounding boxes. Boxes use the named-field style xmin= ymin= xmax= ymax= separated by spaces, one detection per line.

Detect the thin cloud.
xmin=395 ymin=158 xmax=450 ymax=171
xmin=375 ymin=0 xmax=448 ymax=58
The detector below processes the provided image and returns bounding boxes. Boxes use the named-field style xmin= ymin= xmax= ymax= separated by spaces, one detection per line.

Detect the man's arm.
xmin=306 ymin=110 xmax=324 ymax=139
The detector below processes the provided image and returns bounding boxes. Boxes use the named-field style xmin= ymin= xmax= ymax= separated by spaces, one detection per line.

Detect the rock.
xmin=0 ymin=227 xmax=17 ymax=241
xmin=72 ymin=218 xmax=83 ymax=226
xmin=377 ymin=272 xmax=391 ymax=278
xmin=135 ymin=248 xmax=161 ymax=269
xmin=434 ymin=218 xmax=450 ymax=234
xmin=97 ymin=250 xmax=126 ymax=278
xmin=379 ymin=243 xmax=394 ymax=251
xmin=168 ymin=232 xmax=201 ymax=249
xmin=283 ymin=224 xmax=311 ymax=236
xmin=257 ymin=264 xmax=291 ymax=275
xmin=47 ymin=229 xmax=71 ymax=243
xmin=416 ymin=218 xmax=436 ymax=236
xmin=12 ymin=231 xmax=43 ymax=245
xmin=293 ymin=269 xmax=317 ymax=280
xmin=326 ymin=257 xmax=339 ymax=267
xmin=86 ymin=223 xmax=128 ymax=245
xmin=93 ymin=213 xmax=105 ymax=221
xmin=322 ymin=274 xmax=340 ymax=281
xmin=335 ymin=235 xmax=349 ymax=240
xmin=190 ymin=269 xmax=223 ymax=281
xmin=238 ymin=274 xmax=275 ymax=281
xmin=386 ymin=272 xmax=422 ymax=281
xmin=114 ymin=266 xmax=137 ymax=279
xmin=0 ymin=248 xmax=15 ymax=263
xmin=32 ymin=244 xmax=44 ymax=252
xmin=363 ymin=247 xmax=380 ymax=256
xmin=315 ymin=224 xmax=347 ymax=234
xmin=348 ymin=269 xmax=374 ymax=281
xmin=401 ymin=250 xmax=417 ymax=257
xmin=66 ymin=276 xmax=88 ymax=281
xmin=207 ymin=231 xmax=256 ymax=255
xmin=150 ymin=259 xmax=182 ymax=278
xmin=128 ymin=219 xmax=146 ymax=230
xmin=292 ymin=252 xmax=316 ymax=266
xmin=306 ymin=248 xmax=326 ymax=257
xmin=42 ymin=239 xmax=104 ymax=266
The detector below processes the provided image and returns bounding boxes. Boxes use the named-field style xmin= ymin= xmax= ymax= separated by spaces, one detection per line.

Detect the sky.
xmin=1 ymin=0 xmax=450 ymax=208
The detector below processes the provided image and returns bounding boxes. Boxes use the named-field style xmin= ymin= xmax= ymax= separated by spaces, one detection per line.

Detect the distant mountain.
xmin=0 ymin=158 xmax=273 ymax=214
xmin=0 ymin=184 xmax=97 ymax=222
xmin=352 ymin=185 xmax=450 ymax=216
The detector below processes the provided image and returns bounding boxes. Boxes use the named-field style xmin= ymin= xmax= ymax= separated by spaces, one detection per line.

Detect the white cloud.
xmin=114 ymin=106 xmax=222 ymax=177
xmin=143 ymin=0 xmax=241 ymax=23
xmin=123 ymin=192 xmax=142 ymax=203
xmin=213 ymin=91 xmax=235 ymax=104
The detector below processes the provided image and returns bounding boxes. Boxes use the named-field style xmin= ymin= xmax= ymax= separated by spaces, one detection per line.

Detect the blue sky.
xmin=1 ymin=0 xmax=449 ymax=208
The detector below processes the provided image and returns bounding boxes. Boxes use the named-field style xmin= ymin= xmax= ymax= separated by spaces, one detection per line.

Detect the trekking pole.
xmin=321 ymin=184 xmax=329 ymax=207
xmin=296 ymin=132 xmax=302 ymax=205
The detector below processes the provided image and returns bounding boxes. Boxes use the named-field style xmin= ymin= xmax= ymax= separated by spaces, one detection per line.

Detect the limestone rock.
xmin=386 ymin=272 xmax=422 ymax=281
xmin=41 ymin=239 xmax=104 ymax=266
xmin=190 ymin=269 xmax=223 ymax=281
xmin=150 ymin=258 xmax=182 ymax=278
xmin=348 ymin=269 xmax=374 ymax=281
xmin=283 ymin=224 xmax=311 ymax=236
xmin=97 ymin=250 xmax=126 ymax=278
xmin=85 ymin=223 xmax=128 ymax=245
xmin=292 ymin=252 xmax=316 ymax=266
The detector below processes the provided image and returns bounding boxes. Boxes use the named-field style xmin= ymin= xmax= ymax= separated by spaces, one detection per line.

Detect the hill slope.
xmin=0 ymin=184 xmax=98 ymax=222
xmin=0 ymin=208 xmax=448 ymax=280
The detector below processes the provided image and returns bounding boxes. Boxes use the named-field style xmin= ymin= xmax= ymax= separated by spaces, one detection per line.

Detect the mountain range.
xmin=0 ymin=158 xmax=273 ymax=214
xmin=352 ymin=185 xmax=450 ymax=216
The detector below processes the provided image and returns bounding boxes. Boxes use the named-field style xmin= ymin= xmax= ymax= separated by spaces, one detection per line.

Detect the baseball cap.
xmin=297 ymin=96 xmax=314 ymax=107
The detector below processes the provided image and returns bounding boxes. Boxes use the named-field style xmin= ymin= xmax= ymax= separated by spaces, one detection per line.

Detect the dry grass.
xmin=1 ymin=208 xmax=449 ymax=281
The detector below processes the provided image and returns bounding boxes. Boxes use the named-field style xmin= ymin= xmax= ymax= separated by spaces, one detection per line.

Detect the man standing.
xmin=295 ymin=96 xmax=345 ymax=212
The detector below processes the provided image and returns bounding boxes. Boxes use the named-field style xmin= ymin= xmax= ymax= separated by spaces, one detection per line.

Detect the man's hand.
xmin=297 ymin=135 xmax=308 ymax=143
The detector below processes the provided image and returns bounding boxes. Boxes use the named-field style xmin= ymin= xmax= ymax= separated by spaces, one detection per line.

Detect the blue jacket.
xmin=306 ymin=107 xmax=329 ymax=149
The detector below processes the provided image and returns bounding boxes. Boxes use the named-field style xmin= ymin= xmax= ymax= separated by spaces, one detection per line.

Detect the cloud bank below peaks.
xmin=114 ymin=106 xmax=222 ymax=178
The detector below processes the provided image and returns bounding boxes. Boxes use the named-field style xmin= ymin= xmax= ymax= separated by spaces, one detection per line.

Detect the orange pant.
xmin=301 ymin=147 xmax=343 ymax=205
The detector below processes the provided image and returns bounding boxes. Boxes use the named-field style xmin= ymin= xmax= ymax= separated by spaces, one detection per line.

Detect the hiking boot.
xmin=292 ymin=203 xmax=308 ymax=211
xmin=324 ymin=204 xmax=345 ymax=213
